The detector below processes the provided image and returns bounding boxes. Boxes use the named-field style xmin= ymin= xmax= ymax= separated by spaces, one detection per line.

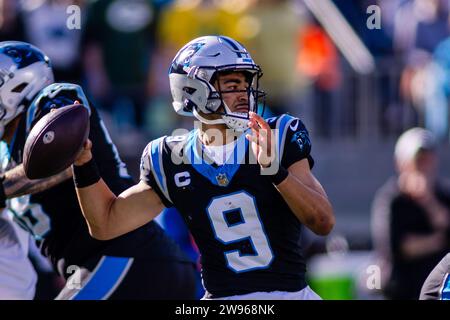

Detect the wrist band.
xmin=262 ymin=166 xmax=289 ymax=186
xmin=0 ymin=175 xmax=6 ymax=208
xmin=73 ymin=158 xmax=101 ymax=188
xmin=270 ymin=166 xmax=289 ymax=185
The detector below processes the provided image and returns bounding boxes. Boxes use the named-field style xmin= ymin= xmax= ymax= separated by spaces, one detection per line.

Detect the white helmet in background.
xmin=168 ymin=35 xmax=265 ymax=131
xmin=0 ymin=41 xmax=54 ymax=138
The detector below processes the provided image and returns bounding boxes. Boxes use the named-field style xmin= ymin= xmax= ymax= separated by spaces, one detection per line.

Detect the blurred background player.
xmin=371 ymin=127 xmax=450 ymax=299
xmin=0 ymin=41 xmax=197 ymax=299
xmin=72 ymin=35 xmax=335 ymax=300
xmin=19 ymin=0 xmax=87 ymax=84
xmin=82 ymin=0 xmax=163 ymax=132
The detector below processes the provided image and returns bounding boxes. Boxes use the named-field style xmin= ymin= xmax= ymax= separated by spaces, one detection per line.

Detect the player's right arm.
xmin=73 ymin=140 xmax=165 ymax=240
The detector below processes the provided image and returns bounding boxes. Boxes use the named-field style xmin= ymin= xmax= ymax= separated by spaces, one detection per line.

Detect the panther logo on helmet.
xmin=173 ymin=41 xmax=206 ymax=74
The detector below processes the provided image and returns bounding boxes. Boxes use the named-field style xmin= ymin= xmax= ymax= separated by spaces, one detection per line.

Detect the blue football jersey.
xmin=140 ymin=114 xmax=314 ymax=298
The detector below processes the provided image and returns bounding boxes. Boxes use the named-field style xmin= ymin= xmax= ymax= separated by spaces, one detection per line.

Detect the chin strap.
xmin=221 ymin=102 xmax=249 ymax=132
xmin=193 ymin=101 xmax=251 ymax=132
xmin=193 ymin=108 xmax=226 ymax=125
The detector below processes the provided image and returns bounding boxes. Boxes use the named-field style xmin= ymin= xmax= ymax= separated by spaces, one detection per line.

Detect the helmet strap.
xmin=221 ymin=102 xmax=249 ymax=132
xmin=192 ymin=107 xmax=226 ymax=125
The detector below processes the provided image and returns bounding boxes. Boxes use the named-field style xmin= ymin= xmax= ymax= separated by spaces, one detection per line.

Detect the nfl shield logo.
xmin=216 ymin=173 xmax=229 ymax=187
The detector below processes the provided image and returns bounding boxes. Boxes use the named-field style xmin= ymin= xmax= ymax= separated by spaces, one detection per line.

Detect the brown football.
xmin=23 ymin=104 xmax=90 ymax=179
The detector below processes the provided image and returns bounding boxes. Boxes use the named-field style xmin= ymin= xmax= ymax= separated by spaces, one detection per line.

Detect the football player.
xmin=73 ymin=35 xmax=335 ymax=299
xmin=0 ymin=41 xmax=197 ymax=299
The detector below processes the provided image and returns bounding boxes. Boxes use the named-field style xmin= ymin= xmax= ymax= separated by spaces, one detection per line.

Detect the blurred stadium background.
xmin=1 ymin=0 xmax=450 ymax=300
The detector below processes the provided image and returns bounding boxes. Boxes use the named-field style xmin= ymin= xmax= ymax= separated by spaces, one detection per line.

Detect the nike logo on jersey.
xmin=289 ymin=119 xmax=299 ymax=132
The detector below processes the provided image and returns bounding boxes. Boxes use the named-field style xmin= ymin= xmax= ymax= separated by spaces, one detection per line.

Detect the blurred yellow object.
xmin=158 ymin=0 xmax=249 ymax=49
xmin=242 ymin=0 xmax=307 ymax=110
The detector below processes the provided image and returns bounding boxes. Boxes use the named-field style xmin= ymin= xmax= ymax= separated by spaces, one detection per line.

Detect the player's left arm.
xmin=3 ymin=164 xmax=72 ymax=198
xmin=247 ymin=112 xmax=334 ymax=235
xmin=276 ymin=159 xmax=335 ymax=235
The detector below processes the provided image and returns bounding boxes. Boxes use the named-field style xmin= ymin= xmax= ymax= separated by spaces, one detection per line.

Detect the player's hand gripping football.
xmin=72 ymin=99 xmax=92 ymax=166
xmin=74 ymin=139 xmax=93 ymax=166
xmin=245 ymin=112 xmax=275 ymax=168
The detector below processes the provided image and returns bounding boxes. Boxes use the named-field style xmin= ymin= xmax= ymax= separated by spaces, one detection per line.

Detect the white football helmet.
xmin=168 ymin=35 xmax=265 ymax=131
xmin=0 ymin=41 xmax=54 ymax=138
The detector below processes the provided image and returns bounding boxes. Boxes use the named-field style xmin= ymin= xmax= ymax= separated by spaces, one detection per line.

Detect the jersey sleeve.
xmin=140 ymin=138 xmax=174 ymax=208
xmin=270 ymin=114 xmax=314 ymax=170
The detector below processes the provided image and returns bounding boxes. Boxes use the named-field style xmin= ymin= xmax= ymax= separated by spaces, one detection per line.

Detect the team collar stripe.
xmin=150 ymin=137 xmax=172 ymax=203
xmin=185 ymin=129 xmax=248 ymax=187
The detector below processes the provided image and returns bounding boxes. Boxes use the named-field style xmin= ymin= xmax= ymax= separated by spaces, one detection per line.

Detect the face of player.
xmin=413 ymin=150 xmax=438 ymax=178
xmin=214 ymin=72 xmax=250 ymax=114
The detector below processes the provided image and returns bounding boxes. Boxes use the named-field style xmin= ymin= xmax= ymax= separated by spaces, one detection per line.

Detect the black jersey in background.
xmin=7 ymin=83 xmax=191 ymax=279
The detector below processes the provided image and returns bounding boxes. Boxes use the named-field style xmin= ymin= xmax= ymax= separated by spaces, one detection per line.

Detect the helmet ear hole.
xmin=206 ymin=99 xmax=221 ymax=113
xmin=183 ymin=87 xmax=197 ymax=95
xmin=12 ymin=82 xmax=28 ymax=93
